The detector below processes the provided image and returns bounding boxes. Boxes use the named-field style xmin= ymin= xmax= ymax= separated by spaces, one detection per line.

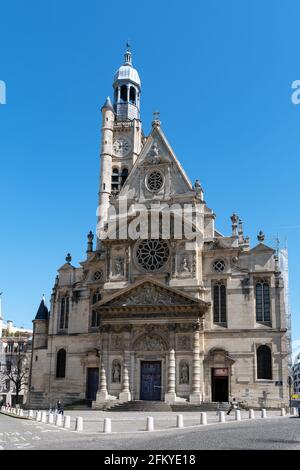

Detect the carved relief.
xmin=109 ymin=283 xmax=188 ymax=307
xmin=133 ymin=334 xmax=166 ymax=351
xmin=111 ymin=335 xmax=123 ymax=350
xmin=177 ymin=335 xmax=191 ymax=350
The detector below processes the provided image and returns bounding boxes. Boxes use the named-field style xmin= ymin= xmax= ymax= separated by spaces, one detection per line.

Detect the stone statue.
xmin=112 ymin=362 xmax=121 ymax=383
xmin=179 ymin=362 xmax=189 ymax=384
xmin=181 ymin=257 xmax=190 ymax=272
xmin=149 ymin=141 xmax=161 ymax=164
xmin=114 ymin=258 xmax=124 ymax=276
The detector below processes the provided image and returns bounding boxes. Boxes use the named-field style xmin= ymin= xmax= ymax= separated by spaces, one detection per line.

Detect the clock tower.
xmin=97 ymin=47 xmax=143 ymax=245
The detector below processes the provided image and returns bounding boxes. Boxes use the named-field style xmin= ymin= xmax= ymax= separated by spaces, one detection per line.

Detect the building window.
xmin=91 ymin=290 xmax=101 ymax=327
xmin=213 ymin=281 xmax=227 ymax=324
xmin=111 ymin=167 xmax=128 ymax=194
xmin=60 ymin=297 xmax=69 ymax=330
xmin=257 ymin=345 xmax=272 ymax=379
xmin=121 ymin=167 xmax=128 ymax=186
xmin=120 ymin=85 xmax=127 ymax=102
xmin=56 ymin=349 xmax=66 ymax=378
xmin=129 ymin=86 xmax=136 ymax=104
xmin=256 ymin=280 xmax=270 ymax=322
xmin=212 ymin=259 xmax=225 ymax=272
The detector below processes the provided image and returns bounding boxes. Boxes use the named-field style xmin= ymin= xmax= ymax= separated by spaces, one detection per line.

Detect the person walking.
xmin=226 ymin=397 xmax=238 ymax=415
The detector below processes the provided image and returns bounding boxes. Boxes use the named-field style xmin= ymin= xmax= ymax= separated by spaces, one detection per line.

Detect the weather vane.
xmin=126 ymin=41 xmax=131 ymax=51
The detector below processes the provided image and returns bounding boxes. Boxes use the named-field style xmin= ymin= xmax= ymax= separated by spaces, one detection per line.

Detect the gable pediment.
xmin=95 ymin=279 xmax=209 ymax=311
xmin=118 ymin=125 xmax=194 ymax=201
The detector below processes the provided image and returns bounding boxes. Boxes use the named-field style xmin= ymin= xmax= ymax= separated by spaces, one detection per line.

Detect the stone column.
xmin=119 ymin=328 xmax=131 ymax=402
xmin=189 ymin=321 xmax=201 ymax=404
xmin=95 ymin=327 xmax=109 ymax=404
xmin=165 ymin=348 xmax=177 ymax=404
xmin=95 ymin=356 xmax=108 ymax=403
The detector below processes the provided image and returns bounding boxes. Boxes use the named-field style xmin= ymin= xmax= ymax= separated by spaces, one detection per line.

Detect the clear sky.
xmin=0 ymin=1 xmax=299 ymax=355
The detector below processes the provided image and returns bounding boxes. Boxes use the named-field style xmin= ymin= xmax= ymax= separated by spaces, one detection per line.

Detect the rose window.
xmin=213 ymin=259 xmax=225 ymax=272
xmin=146 ymin=171 xmax=164 ymax=192
xmin=136 ymin=239 xmax=170 ymax=271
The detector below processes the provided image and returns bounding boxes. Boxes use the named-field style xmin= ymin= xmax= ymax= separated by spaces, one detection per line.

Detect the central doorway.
xmin=211 ymin=368 xmax=229 ymax=402
xmin=140 ymin=361 xmax=162 ymax=401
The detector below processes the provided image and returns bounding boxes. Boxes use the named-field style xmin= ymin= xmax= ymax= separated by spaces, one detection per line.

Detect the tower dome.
xmin=113 ymin=48 xmax=141 ymax=121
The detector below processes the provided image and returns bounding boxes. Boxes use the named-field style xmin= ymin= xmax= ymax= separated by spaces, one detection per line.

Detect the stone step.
xmin=104 ymin=400 xmax=172 ymax=412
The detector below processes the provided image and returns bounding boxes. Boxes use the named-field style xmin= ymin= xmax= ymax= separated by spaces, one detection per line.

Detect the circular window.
xmin=136 ymin=239 xmax=170 ymax=272
xmin=213 ymin=259 xmax=225 ymax=272
xmin=93 ymin=271 xmax=103 ymax=281
xmin=146 ymin=171 xmax=164 ymax=192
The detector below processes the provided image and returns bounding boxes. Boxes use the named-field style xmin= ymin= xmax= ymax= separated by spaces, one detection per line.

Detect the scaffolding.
xmin=279 ymin=248 xmax=293 ymax=374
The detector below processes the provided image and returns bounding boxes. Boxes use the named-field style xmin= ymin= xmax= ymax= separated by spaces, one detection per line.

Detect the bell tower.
xmin=97 ymin=47 xmax=143 ymax=248
xmin=113 ymin=46 xmax=141 ymax=121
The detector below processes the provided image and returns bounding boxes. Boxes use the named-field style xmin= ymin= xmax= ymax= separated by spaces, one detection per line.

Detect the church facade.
xmin=28 ymin=49 xmax=290 ymax=409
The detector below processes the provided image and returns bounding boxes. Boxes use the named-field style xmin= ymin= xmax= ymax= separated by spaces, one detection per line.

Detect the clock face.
xmin=113 ymin=137 xmax=132 ymax=157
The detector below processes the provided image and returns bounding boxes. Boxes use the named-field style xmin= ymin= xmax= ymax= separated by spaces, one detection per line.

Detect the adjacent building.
xmin=0 ymin=298 xmax=33 ymax=406
xmin=28 ymin=48 xmax=290 ymax=409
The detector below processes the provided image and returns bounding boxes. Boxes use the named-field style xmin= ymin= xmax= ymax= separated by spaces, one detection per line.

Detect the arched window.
xmin=256 ymin=280 xmax=270 ymax=322
xmin=111 ymin=168 xmax=119 ymax=193
xmin=121 ymin=167 xmax=128 ymax=187
xmin=129 ymin=86 xmax=136 ymax=104
xmin=91 ymin=290 xmax=101 ymax=327
xmin=56 ymin=349 xmax=66 ymax=378
xmin=213 ymin=282 xmax=227 ymax=324
xmin=120 ymin=85 xmax=127 ymax=102
xmin=60 ymin=297 xmax=69 ymax=330
xmin=257 ymin=345 xmax=272 ymax=379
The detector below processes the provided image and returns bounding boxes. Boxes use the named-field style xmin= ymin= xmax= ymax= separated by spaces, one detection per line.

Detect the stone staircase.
xmin=103 ymin=400 xmax=173 ymax=412
xmin=171 ymin=402 xmax=230 ymax=412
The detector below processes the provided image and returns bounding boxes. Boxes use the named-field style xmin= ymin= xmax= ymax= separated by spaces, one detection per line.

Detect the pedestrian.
xmin=56 ymin=400 xmax=64 ymax=415
xmin=226 ymin=397 xmax=237 ymax=415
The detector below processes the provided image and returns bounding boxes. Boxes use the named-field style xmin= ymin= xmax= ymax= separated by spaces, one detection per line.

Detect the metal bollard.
xmin=281 ymin=408 xmax=286 ymax=417
xmin=48 ymin=413 xmax=54 ymax=424
xmin=55 ymin=413 xmax=63 ymax=426
xmin=261 ymin=409 xmax=267 ymax=418
xmin=28 ymin=410 xmax=34 ymax=419
xmin=103 ymin=418 xmax=111 ymax=433
xmin=219 ymin=411 xmax=226 ymax=423
xmin=41 ymin=411 xmax=47 ymax=423
xmin=75 ymin=417 xmax=83 ymax=431
xmin=176 ymin=414 xmax=184 ymax=428
xmin=235 ymin=410 xmax=241 ymax=421
xmin=292 ymin=407 xmax=297 ymax=417
xmin=36 ymin=411 xmax=41 ymax=421
xmin=19 ymin=409 xmax=24 ymax=417
xmin=64 ymin=415 xmax=71 ymax=429
xmin=200 ymin=412 xmax=207 ymax=425
xmin=146 ymin=416 xmax=154 ymax=431
xmin=249 ymin=409 xmax=255 ymax=419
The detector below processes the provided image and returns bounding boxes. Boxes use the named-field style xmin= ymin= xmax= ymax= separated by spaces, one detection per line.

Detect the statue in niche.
xmin=179 ymin=362 xmax=189 ymax=384
xmin=114 ymin=258 xmax=124 ymax=277
xmin=180 ymin=257 xmax=190 ymax=272
xmin=112 ymin=361 xmax=121 ymax=383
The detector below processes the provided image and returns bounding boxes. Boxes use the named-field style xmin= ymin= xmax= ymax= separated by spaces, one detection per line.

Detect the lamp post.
xmin=287 ymin=376 xmax=293 ymax=409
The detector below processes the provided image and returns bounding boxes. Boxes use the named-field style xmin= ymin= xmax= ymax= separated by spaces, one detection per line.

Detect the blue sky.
xmin=0 ymin=1 xmax=299 ymax=352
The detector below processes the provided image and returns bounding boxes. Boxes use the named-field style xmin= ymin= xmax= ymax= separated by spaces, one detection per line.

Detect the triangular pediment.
xmin=250 ymin=243 xmax=275 ymax=254
xmin=118 ymin=125 xmax=193 ymax=201
xmin=95 ymin=279 xmax=209 ymax=310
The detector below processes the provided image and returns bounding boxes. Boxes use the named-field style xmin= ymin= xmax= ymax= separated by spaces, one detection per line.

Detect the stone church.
xmin=28 ymin=48 xmax=290 ymax=409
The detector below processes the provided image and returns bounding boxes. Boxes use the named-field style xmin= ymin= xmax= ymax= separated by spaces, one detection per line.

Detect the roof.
xmin=34 ymin=299 xmax=49 ymax=321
